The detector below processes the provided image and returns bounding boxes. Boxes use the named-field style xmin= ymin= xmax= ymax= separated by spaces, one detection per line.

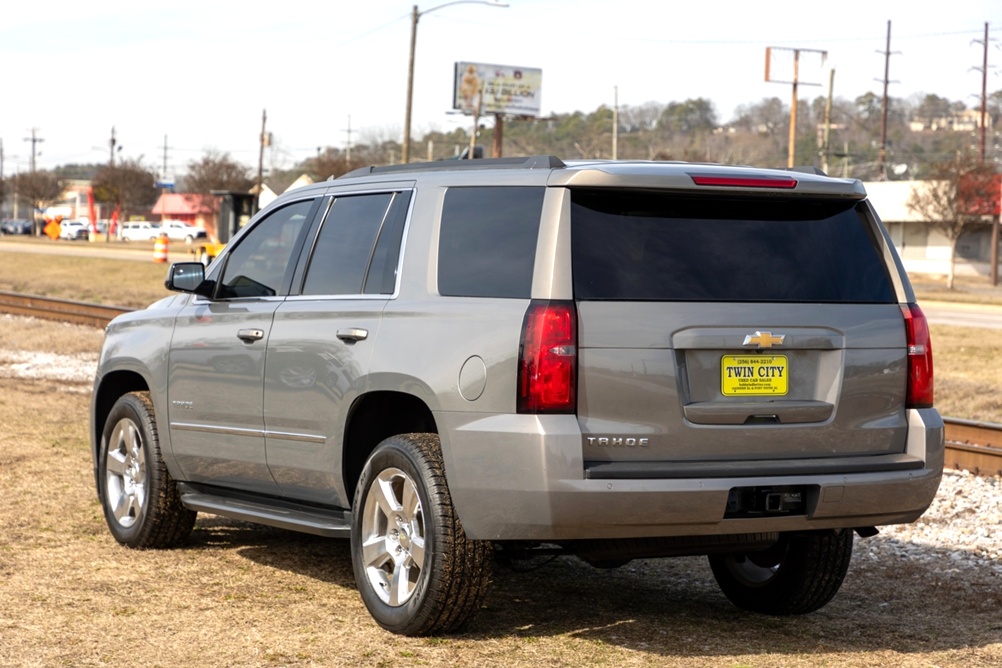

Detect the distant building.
xmin=908 ymin=109 xmax=992 ymax=133
xmin=865 ymin=180 xmax=1001 ymax=277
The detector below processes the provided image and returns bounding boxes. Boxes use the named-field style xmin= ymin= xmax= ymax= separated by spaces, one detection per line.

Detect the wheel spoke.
xmin=105 ymin=447 xmax=128 ymax=475
xmin=361 ymin=535 xmax=393 ymax=569
xmin=388 ymin=560 xmax=413 ymax=607
xmin=372 ymin=474 xmax=402 ymax=519
xmin=409 ymin=534 xmax=426 ymax=567
xmin=401 ymin=479 xmax=420 ymax=522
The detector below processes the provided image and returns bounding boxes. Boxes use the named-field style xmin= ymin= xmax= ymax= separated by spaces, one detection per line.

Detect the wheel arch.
xmin=342 ymin=390 xmax=437 ymax=504
xmin=91 ymin=370 xmax=151 ymax=487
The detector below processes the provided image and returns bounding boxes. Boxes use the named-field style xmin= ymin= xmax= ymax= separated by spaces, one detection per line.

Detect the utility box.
xmin=212 ymin=190 xmax=257 ymax=244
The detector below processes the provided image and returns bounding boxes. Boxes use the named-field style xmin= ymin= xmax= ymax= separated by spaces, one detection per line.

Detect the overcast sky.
xmin=1 ymin=0 xmax=998 ymax=175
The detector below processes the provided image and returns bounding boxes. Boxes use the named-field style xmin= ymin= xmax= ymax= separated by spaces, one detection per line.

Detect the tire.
xmin=708 ymin=530 xmax=853 ymax=615
xmin=97 ymin=391 xmax=196 ymax=549
xmin=350 ymin=433 xmax=493 ymax=636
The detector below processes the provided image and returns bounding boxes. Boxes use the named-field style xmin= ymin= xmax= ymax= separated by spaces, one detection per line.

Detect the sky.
xmin=1 ymin=0 xmax=998 ymax=177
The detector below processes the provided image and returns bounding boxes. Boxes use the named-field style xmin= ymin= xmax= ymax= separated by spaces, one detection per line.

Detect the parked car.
xmin=58 ymin=220 xmax=89 ymax=240
xmin=91 ymin=156 xmax=944 ymax=636
xmin=159 ymin=219 xmax=207 ymax=245
xmin=1 ymin=219 xmax=33 ymax=235
xmin=119 ymin=222 xmax=161 ymax=242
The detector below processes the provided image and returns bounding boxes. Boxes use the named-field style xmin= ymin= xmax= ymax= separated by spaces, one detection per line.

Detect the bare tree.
xmin=907 ymin=153 xmax=999 ymax=289
xmin=185 ymin=150 xmax=254 ymax=195
xmin=14 ymin=171 xmax=64 ymax=235
xmin=92 ymin=159 xmax=159 ymax=222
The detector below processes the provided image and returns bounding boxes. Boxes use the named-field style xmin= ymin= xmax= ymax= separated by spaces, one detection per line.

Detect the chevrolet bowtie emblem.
xmin=742 ymin=331 xmax=785 ymax=348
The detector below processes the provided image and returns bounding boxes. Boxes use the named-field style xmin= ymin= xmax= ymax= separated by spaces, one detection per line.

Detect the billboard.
xmin=453 ymin=62 xmax=542 ymax=117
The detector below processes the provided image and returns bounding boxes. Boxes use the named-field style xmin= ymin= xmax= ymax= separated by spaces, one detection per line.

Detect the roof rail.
xmin=337 ymin=155 xmax=566 ymax=180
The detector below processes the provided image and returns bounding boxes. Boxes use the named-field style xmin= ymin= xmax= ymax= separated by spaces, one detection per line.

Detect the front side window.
xmin=217 ymin=199 xmax=316 ymax=299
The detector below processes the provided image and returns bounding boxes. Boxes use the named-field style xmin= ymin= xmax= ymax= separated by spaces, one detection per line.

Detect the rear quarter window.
xmin=438 ymin=186 xmax=544 ymax=298
xmin=571 ymin=189 xmax=895 ymax=303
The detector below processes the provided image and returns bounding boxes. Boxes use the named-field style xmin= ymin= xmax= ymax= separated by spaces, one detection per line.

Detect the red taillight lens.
xmin=518 ymin=300 xmax=577 ymax=414
xmin=902 ymin=304 xmax=934 ymax=408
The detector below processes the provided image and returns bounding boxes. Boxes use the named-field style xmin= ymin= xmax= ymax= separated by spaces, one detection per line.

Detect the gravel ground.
xmin=875 ymin=469 xmax=1001 ymax=571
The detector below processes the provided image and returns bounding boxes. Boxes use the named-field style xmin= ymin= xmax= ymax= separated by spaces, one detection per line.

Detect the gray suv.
xmin=90 ymin=156 xmax=943 ymax=635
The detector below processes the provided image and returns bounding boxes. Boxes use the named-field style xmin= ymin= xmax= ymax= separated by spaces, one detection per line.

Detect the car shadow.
xmin=188 ymin=516 xmax=1002 ymax=657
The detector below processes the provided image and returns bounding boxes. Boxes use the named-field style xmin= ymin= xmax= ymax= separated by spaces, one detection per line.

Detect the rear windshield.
xmin=571 ymin=189 xmax=895 ymax=303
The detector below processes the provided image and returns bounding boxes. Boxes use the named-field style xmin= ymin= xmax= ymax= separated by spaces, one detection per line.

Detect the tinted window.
xmin=218 ymin=199 xmax=316 ymax=299
xmin=438 ymin=186 xmax=544 ymax=298
xmin=302 ymin=194 xmax=393 ymax=296
xmin=364 ymin=192 xmax=411 ymax=295
xmin=571 ymin=190 xmax=895 ymax=303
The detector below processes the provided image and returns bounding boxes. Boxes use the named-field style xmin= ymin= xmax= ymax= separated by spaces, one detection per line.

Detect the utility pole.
xmin=344 ymin=115 xmax=353 ymax=166
xmin=612 ymin=86 xmax=619 ymax=160
xmin=109 ymin=127 xmax=117 ymax=166
xmin=765 ymin=47 xmax=826 ymax=168
xmin=256 ymin=109 xmax=267 ymax=212
xmin=973 ymin=22 xmax=992 ymax=163
xmin=821 ymin=68 xmax=835 ymax=174
xmin=876 ymin=20 xmax=898 ymax=181
xmin=23 ymin=128 xmax=43 ymax=172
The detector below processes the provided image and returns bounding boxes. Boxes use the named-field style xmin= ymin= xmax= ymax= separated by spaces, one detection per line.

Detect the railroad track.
xmin=0 ymin=291 xmax=131 ymax=328
xmin=2 ymin=292 xmax=1001 ymax=477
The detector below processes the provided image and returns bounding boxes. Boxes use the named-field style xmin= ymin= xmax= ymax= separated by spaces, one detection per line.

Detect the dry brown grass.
xmin=930 ymin=324 xmax=1002 ymax=422
xmin=0 ymin=319 xmax=1000 ymax=667
xmin=0 ymin=246 xmax=170 ymax=309
xmin=1 ymin=253 xmax=1001 ymax=665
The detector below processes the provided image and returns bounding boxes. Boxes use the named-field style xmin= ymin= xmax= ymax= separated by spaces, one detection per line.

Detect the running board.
xmin=177 ymin=483 xmax=352 ymax=538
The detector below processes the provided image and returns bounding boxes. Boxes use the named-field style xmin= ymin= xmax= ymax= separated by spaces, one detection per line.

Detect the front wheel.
xmin=350 ymin=433 xmax=493 ymax=636
xmin=97 ymin=391 xmax=196 ymax=548
xmin=708 ymin=530 xmax=853 ymax=615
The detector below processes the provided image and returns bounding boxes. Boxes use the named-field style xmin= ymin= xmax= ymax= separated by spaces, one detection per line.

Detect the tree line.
xmin=3 ymin=90 xmax=1000 ymax=228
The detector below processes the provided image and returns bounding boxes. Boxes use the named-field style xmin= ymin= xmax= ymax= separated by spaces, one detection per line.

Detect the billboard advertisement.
xmin=453 ymin=62 xmax=542 ymax=117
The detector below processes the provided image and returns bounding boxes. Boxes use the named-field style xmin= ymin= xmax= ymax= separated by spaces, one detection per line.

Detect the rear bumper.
xmin=439 ymin=408 xmax=944 ymax=541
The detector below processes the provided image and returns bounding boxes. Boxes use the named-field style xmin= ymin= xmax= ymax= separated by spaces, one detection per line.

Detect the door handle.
xmin=336 ymin=328 xmax=369 ymax=343
xmin=237 ymin=328 xmax=265 ymax=343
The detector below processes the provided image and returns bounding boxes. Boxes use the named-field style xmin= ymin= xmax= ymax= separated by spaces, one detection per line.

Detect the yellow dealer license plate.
xmin=721 ymin=355 xmax=788 ymax=396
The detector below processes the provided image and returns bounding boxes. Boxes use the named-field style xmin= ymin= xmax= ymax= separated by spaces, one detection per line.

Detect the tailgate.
xmin=576 ymin=302 xmax=909 ymax=469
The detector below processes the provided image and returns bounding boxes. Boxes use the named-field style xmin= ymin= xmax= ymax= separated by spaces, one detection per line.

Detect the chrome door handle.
xmin=336 ymin=328 xmax=368 ymax=343
xmin=237 ymin=328 xmax=265 ymax=343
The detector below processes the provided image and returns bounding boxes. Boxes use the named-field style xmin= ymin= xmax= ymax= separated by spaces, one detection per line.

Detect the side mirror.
xmin=165 ymin=262 xmax=213 ymax=297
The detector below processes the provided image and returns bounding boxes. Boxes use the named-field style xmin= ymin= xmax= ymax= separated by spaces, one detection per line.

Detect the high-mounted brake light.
xmin=901 ymin=304 xmax=934 ymax=408
xmin=690 ymin=175 xmax=798 ymax=189
xmin=517 ymin=300 xmax=577 ymax=414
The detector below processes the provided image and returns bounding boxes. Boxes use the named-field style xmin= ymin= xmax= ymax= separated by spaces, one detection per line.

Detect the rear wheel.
xmin=97 ymin=391 xmax=196 ymax=548
xmin=350 ymin=433 xmax=493 ymax=636
xmin=708 ymin=530 xmax=853 ymax=615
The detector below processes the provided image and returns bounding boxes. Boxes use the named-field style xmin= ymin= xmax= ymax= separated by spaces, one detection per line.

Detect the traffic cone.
xmin=153 ymin=234 xmax=169 ymax=263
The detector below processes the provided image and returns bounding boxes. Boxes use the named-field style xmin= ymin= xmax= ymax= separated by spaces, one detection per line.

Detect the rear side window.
xmin=571 ymin=190 xmax=895 ymax=303
xmin=438 ymin=186 xmax=544 ymax=298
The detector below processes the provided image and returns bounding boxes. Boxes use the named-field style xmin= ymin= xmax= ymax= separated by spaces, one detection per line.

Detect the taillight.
xmin=901 ymin=304 xmax=934 ymax=408
xmin=690 ymin=174 xmax=798 ymax=189
xmin=517 ymin=300 xmax=577 ymax=414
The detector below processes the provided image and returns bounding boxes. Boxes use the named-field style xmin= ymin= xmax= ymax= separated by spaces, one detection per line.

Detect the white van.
xmin=119 ymin=222 xmax=160 ymax=242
